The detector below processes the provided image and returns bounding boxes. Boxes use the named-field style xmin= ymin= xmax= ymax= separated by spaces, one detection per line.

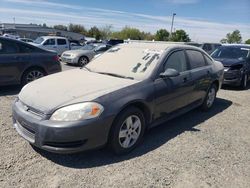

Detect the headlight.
xmin=50 ymin=102 xmax=104 ymax=121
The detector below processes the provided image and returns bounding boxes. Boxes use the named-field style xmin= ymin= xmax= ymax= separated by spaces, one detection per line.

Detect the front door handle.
xmin=183 ymin=77 xmax=188 ymax=83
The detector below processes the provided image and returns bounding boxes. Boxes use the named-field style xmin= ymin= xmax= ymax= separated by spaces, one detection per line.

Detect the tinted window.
xmin=164 ymin=51 xmax=188 ymax=72
xmin=44 ymin=39 xmax=55 ymax=45
xmin=57 ymin=39 xmax=67 ymax=45
xmin=0 ymin=40 xmax=19 ymax=54
xmin=186 ymin=50 xmax=206 ymax=69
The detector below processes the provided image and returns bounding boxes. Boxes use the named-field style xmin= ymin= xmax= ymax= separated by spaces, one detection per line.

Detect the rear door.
xmin=154 ymin=50 xmax=193 ymax=120
xmin=0 ymin=39 xmax=23 ymax=85
xmin=57 ymin=38 xmax=69 ymax=55
xmin=186 ymin=50 xmax=212 ymax=103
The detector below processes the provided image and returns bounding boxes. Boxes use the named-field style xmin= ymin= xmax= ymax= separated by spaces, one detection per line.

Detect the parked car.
xmin=211 ymin=44 xmax=250 ymax=89
xmin=0 ymin=37 xmax=61 ymax=86
xmin=12 ymin=42 xmax=224 ymax=154
xmin=30 ymin=36 xmax=70 ymax=55
xmin=19 ymin=38 xmax=34 ymax=43
xmin=200 ymin=43 xmax=221 ymax=54
xmin=61 ymin=44 xmax=112 ymax=66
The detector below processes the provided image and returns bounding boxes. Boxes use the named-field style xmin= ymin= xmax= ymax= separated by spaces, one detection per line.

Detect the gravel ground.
xmin=0 ymin=64 xmax=250 ymax=188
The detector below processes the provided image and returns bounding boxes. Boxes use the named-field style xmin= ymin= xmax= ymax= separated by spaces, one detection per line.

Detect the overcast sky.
xmin=0 ymin=0 xmax=250 ymax=42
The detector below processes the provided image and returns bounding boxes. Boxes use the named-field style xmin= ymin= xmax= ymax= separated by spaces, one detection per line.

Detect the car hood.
xmin=18 ymin=69 xmax=139 ymax=114
xmin=213 ymin=58 xmax=245 ymax=67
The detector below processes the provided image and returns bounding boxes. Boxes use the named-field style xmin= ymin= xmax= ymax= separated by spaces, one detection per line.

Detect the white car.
xmin=30 ymin=36 xmax=70 ymax=55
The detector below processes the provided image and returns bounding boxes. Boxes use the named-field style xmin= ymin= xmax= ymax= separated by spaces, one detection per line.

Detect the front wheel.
xmin=78 ymin=56 xmax=89 ymax=67
xmin=109 ymin=107 xmax=146 ymax=155
xmin=201 ymin=84 xmax=217 ymax=111
xmin=240 ymin=74 xmax=248 ymax=90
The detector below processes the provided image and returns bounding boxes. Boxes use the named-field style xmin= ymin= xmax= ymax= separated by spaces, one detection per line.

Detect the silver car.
xmin=61 ymin=44 xmax=112 ymax=66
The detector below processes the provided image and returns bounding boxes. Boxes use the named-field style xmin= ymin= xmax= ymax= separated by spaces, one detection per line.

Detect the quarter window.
xmin=186 ymin=50 xmax=206 ymax=69
xmin=164 ymin=50 xmax=188 ymax=72
xmin=0 ymin=40 xmax=19 ymax=54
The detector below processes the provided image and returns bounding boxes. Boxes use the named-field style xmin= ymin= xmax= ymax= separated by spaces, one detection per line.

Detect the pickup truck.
xmin=30 ymin=36 xmax=83 ymax=55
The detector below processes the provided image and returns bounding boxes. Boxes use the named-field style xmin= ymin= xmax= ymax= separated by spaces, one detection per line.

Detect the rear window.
xmin=186 ymin=50 xmax=206 ymax=69
xmin=57 ymin=39 xmax=67 ymax=45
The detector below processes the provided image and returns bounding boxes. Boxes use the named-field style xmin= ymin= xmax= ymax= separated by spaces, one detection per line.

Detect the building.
xmin=0 ymin=23 xmax=86 ymax=41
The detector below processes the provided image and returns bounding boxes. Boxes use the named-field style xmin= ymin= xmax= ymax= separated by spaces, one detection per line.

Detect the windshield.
xmin=80 ymin=44 xmax=96 ymax=50
xmin=33 ymin=37 xmax=45 ymax=44
xmin=211 ymin=47 xmax=250 ymax=60
xmin=85 ymin=45 xmax=164 ymax=80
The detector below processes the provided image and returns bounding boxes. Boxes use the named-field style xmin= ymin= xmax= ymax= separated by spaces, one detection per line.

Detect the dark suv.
xmin=0 ymin=37 xmax=61 ymax=86
xmin=211 ymin=45 xmax=250 ymax=89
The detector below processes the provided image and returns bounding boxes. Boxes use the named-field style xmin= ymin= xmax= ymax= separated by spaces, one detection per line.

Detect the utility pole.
xmin=170 ymin=13 xmax=176 ymax=38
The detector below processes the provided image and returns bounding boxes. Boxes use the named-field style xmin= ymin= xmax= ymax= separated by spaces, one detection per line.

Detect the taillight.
xmin=53 ymin=55 xmax=60 ymax=62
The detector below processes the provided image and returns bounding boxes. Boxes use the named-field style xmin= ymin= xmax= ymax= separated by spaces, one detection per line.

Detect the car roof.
xmin=39 ymin=36 xmax=67 ymax=39
xmin=222 ymin=44 xmax=250 ymax=48
xmin=118 ymin=41 xmax=203 ymax=52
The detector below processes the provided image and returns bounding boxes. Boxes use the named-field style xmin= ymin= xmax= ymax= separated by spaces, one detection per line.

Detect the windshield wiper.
xmin=96 ymin=72 xmax=134 ymax=80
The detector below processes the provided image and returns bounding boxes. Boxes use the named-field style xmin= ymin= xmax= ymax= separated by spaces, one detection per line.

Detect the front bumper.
xmin=12 ymin=99 xmax=114 ymax=154
xmin=223 ymin=69 xmax=243 ymax=86
xmin=61 ymin=56 xmax=78 ymax=64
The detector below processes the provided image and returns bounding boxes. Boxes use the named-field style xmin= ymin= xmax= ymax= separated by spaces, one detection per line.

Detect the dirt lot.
xmin=0 ymin=65 xmax=250 ymax=188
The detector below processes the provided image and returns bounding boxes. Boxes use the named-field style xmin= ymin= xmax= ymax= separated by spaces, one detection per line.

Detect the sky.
xmin=0 ymin=0 xmax=249 ymax=42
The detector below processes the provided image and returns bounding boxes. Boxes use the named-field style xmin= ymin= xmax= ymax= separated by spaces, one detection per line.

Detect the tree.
xmin=221 ymin=30 xmax=242 ymax=44
xmin=170 ymin=29 xmax=190 ymax=42
xmin=245 ymin=39 xmax=250 ymax=44
xmin=88 ymin=26 xmax=102 ymax=40
xmin=53 ymin=25 xmax=68 ymax=31
xmin=111 ymin=27 xmax=144 ymax=40
xmin=155 ymin=29 xmax=169 ymax=41
xmin=100 ymin=25 xmax=113 ymax=39
xmin=68 ymin=23 xmax=87 ymax=35
xmin=42 ymin=23 xmax=47 ymax=28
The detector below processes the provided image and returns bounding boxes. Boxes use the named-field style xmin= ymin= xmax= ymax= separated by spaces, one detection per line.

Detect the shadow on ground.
xmin=0 ymin=85 xmax=22 ymax=96
xmin=35 ymin=98 xmax=232 ymax=168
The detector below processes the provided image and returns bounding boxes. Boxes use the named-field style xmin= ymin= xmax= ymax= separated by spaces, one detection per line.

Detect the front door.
xmin=154 ymin=50 xmax=193 ymax=120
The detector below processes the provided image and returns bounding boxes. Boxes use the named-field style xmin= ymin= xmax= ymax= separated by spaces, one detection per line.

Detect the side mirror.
xmin=159 ymin=68 xmax=180 ymax=78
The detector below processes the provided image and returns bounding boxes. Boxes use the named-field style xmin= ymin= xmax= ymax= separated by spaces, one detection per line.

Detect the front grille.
xmin=15 ymin=121 xmax=35 ymax=143
xmin=62 ymin=53 xmax=71 ymax=57
xmin=18 ymin=101 xmax=46 ymax=119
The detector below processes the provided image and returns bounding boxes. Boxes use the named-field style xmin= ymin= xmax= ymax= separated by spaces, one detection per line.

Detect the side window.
xmin=0 ymin=40 xmax=19 ymax=54
xmin=204 ymin=54 xmax=213 ymax=65
xmin=186 ymin=50 xmax=206 ymax=69
xmin=164 ymin=50 xmax=188 ymax=72
xmin=44 ymin=39 xmax=55 ymax=45
xmin=57 ymin=39 xmax=67 ymax=45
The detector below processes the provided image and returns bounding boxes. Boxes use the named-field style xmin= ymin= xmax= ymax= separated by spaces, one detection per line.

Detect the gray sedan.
xmin=12 ymin=42 xmax=224 ymax=155
xmin=61 ymin=44 xmax=112 ymax=66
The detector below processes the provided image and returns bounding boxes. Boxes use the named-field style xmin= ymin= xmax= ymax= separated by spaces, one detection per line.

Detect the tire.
xmin=109 ymin=107 xmax=146 ymax=155
xmin=78 ymin=56 xmax=89 ymax=67
xmin=240 ymin=74 xmax=248 ymax=90
xmin=201 ymin=84 xmax=217 ymax=111
xmin=21 ymin=68 xmax=45 ymax=86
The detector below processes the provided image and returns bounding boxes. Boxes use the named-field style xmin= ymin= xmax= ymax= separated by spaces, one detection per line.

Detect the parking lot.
xmin=0 ymin=63 xmax=249 ymax=188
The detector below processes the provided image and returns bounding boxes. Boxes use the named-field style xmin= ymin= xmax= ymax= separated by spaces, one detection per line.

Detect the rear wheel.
xmin=21 ymin=68 xmax=45 ymax=86
xmin=109 ymin=107 xmax=146 ymax=155
xmin=78 ymin=56 xmax=89 ymax=67
xmin=201 ymin=84 xmax=217 ymax=111
xmin=240 ymin=74 xmax=248 ymax=90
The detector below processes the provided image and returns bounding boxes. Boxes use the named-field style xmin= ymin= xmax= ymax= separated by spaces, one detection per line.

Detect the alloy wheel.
xmin=118 ymin=115 xmax=142 ymax=149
